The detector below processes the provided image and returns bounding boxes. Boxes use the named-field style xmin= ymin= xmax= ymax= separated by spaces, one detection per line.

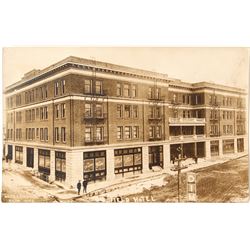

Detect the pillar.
xmin=23 ymin=146 xmax=27 ymax=168
xmin=142 ymin=145 xmax=150 ymax=173
xmin=106 ymin=148 xmax=115 ymax=181
xmin=163 ymin=143 xmax=170 ymax=170
xmin=205 ymin=140 xmax=211 ymax=160
xmin=66 ymin=150 xmax=83 ymax=188
xmin=49 ymin=150 xmax=55 ymax=182
xmin=33 ymin=147 xmax=38 ymax=171
xmin=219 ymin=139 xmax=223 ymax=157
xmin=234 ymin=138 xmax=238 ymax=154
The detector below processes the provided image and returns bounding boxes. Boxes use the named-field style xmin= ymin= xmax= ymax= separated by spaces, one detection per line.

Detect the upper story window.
xmin=84 ymin=79 xmax=92 ymax=94
xmin=155 ymin=88 xmax=160 ymax=99
xmin=16 ymin=94 xmax=22 ymax=106
xmin=85 ymin=103 xmax=92 ymax=117
xmin=124 ymin=105 xmax=131 ymax=118
xmin=124 ymin=84 xmax=130 ymax=97
xmin=124 ymin=126 xmax=132 ymax=139
xmin=61 ymin=80 xmax=65 ymax=94
xmin=61 ymin=127 xmax=66 ymax=142
xmin=148 ymin=87 xmax=153 ymax=99
xmin=131 ymin=85 xmax=137 ymax=98
xmin=133 ymin=106 xmax=138 ymax=118
xmin=55 ymin=104 xmax=59 ymax=119
xmin=55 ymin=82 xmax=59 ymax=96
xmin=117 ymin=83 xmax=122 ymax=96
xmin=173 ymin=94 xmax=177 ymax=103
xmin=61 ymin=103 xmax=66 ymax=118
xmin=117 ymin=126 xmax=123 ymax=140
xmin=96 ymin=104 xmax=103 ymax=117
xmin=85 ymin=127 xmax=93 ymax=142
xmin=95 ymin=80 xmax=102 ymax=95
xmin=117 ymin=104 xmax=122 ymax=118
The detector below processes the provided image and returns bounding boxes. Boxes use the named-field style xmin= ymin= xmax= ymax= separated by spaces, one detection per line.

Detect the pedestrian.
xmin=194 ymin=155 xmax=198 ymax=164
xmin=77 ymin=180 xmax=81 ymax=195
xmin=82 ymin=179 xmax=88 ymax=193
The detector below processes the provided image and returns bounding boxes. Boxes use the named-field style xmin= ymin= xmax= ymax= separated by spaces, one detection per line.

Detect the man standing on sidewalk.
xmin=77 ymin=180 xmax=81 ymax=195
xmin=82 ymin=179 xmax=88 ymax=194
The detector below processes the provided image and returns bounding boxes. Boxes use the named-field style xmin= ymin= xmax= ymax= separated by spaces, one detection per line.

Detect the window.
xmin=61 ymin=127 xmax=66 ymax=142
xmin=124 ymin=105 xmax=131 ymax=118
xmin=61 ymin=103 xmax=66 ymax=118
xmin=117 ymin=104 xmax=122 ymax=118
xmin=124 ymin=126 xmax=132 ymax=139
xmin=55 ymin=82 xmax=59 ymax=96
xmin=85 ymin=127 xmax=92 ymax=142
xmin=40 ymin=107 xmax=44 ymax=120
xmin=155 ymin=88 xmax=160 ymax=99
xmin=117 ymin=126 xmax=123 ymax=140
xmin=45 ymin=85 xmax=48 ymax=98
xmin=55 ymin=127 xmax=59 ymax=142
xmin=44 ymin=128 xmax=48 ymax=141
xmin=38 ymin=149 xmax=50 ymax=174
xmin=44 ymin=107 xmax=48 ymax=119
xmin=149 ymin=87 xmax=153 ymax=99
xmin=15 ymin=146 xmax=23 ymax=164
xmin=85 ymin=103 xmax=92 ymax=117
xmin=61 ymin=80 xmax=65 ymax=94
xmin=84 ymin=79 xmax=92 ymax=94
xmin=96 ymin=104 xmax=103 ymax=117
xmin=95 ymin=80 xmax=102 ymax=94
xmin=36 ymin=128 xmax=39 ymax=138
xmin=131 ymin=85 xmax=136 ymax=97
xmin=133 ymin=126 xmax=139 ymax=139
xmin=155 ymin=106 xmax=161 ymax=118
xmin=149 ymin=126 xmax=154 ymax=138
xmin=124 ymin=84 xmax=130 ymax=97
xmin=155 ymin=126 xmax=162 ymax=138
xmin=55 ymin=151 xmax=66 ymax=181
xmin=55 ymin=104 xmax=59 ymax=118
xmin=133 ymin=106 xmax=138 ymax=118
xmin=40 ymin=128 xmax=44 ymax=141
xmin=96 ymin=127 xmax=103 ymax=141
xmin=117 ymin=83 xmax=122 ymax=96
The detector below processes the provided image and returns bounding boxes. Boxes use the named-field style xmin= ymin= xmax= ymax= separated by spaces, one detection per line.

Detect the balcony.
xmin=84 ymin=136 xmax=107 ymax=146
xmin=147 ymin=95 xmax=165 ymax=102
xmin=169 ymin=117 xmax=205 ymax=125
xmin=148 ymin=115 xmax=163 ymax=122
xmin=82 ymin=113 xmax=107 ymax=123
xmin=148 ymin=136 xmax=163 ymax=141
xmin=84 ymin=90 xmax=107 ymax=97
xmin=169 ymin=134 xmax=205 ymax=141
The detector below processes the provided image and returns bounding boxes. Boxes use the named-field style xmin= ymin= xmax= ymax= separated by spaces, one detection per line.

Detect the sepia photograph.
xmin=1 ymin=47 xmax=249 ymax=203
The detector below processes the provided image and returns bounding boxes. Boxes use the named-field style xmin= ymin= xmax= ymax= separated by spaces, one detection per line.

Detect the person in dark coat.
xmin=77 ymin=180 xmax=81 ymax=195
xmin=82 ymin=179 xmax=88 ymax=193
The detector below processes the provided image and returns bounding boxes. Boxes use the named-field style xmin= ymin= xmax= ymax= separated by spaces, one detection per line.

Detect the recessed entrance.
xmin=27 ymin=147 xmax=34 ymax=168
xmin=149 ymin=145 xmax=163 ymax=169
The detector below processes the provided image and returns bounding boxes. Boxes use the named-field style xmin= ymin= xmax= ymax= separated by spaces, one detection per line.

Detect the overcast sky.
xmin=3 ymin=47 xmax=249 ymax=89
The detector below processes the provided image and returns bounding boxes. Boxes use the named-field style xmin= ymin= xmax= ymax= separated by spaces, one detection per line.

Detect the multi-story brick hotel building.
xmin=4 ymin=56 xmax=248 ymax=187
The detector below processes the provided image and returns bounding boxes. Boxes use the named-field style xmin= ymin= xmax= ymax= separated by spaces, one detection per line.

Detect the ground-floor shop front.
xmin=4 ymin=136 xmax=247 ymax=187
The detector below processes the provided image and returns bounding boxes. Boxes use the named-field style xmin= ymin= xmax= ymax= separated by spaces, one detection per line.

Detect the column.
xmin=219 ymin=139 xmax=223 ymax=157
xmin=106 ymin=148 xmax=115 ymax=181
xmin=142 ymin=145 xmax=150 ymax=173
xmin=49 ymin=150 xmax=55 ymax=183
xmin=33 ymin=147 xmax=38 ymax=171
xmin=163 ymin=143 xmax=170 ymax=170
xmin=66 ymin=150 xmax=83 ymax=188
xmin=22 ymin=146 xmax=27 ymax=168
xmin=205 ymin=140 xmax=211 ymax=160
xmin=234 ymin=138 xmax=238 ymax=154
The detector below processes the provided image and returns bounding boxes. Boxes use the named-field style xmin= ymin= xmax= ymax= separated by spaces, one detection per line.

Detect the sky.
xmin=2 ymin=47 xmax=249 ymax=89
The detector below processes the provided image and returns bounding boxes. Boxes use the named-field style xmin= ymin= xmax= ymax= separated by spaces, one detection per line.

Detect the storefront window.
xmin=15 ymin=146 xmax=23 ymax=164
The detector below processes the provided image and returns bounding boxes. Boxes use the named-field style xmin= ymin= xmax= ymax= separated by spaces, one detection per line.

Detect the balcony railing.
xmin=82 ymin=113 xmax=107 ymax=123
xmin=84 ymin=136 xmax=107 ymax=146
xmin=148 ymin=137 xmax=163 ymax=141
xmin=169 ymin=134 xmax=205 ymax=141
xmin=147 ymin=95 xmax=165 ymax=101
xmin=84 ymin=90 xmax=107 ymax=96
xmin=148 ymin=115 xmax=163 ymax=121
xmin=169 ymin=117 xmax=205 ymax=124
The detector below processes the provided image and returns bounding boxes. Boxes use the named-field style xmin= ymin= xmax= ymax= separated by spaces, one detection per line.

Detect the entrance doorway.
xmin=149 ymin=145 xmax=163 ymax=169
xmin=27 ymin=147 xmax=34 ymax=168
